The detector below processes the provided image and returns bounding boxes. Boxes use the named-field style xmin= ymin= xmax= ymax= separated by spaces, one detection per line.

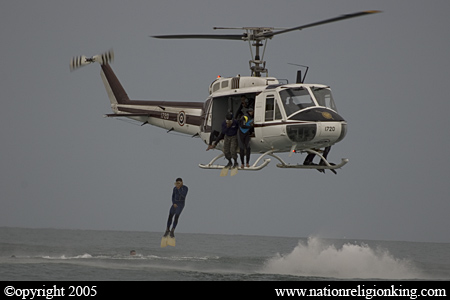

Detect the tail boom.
xmin=71 ymin=50 xmax=204 ymax=136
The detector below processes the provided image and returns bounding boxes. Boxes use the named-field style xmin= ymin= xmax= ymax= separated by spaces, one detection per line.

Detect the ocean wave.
xmin=37 ymin=253 xmax=220 ymax=262
xmin=41 ymin=253 xmax=93 ymax=260
xmin=261 ymin=236 xmax=423 ymax=279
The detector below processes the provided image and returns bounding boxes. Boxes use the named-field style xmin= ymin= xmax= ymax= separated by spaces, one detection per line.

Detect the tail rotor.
xmin=70 ymin=49 xmax=114 ymax=71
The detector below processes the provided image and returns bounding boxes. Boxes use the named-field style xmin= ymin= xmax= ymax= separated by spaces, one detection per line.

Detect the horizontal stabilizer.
xmin=104 ymin=113 xmax=151 ymax=118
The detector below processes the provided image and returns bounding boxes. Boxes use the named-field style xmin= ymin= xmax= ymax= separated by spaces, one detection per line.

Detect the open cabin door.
xmin=206 ymin=93 xmax=257 ymax=141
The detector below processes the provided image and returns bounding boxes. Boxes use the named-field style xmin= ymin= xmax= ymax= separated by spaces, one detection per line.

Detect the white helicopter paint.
xmin=70 ymin=11 xmax=380 ymax=173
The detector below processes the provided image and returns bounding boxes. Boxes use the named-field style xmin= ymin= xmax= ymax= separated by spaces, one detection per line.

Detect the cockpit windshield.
xmin=311 ymin=87 xmax=337 ymax=111
xmin=280 ymin=87 xmax=315 ymax=117
xmin=280 ymin=87 xmax=337 ymax=117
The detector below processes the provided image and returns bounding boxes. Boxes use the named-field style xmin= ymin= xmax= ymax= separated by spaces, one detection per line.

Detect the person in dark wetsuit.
xmin=164 ymin=178 xmax=188 ymax=238
xmin=206 ymin=112 xmax=239 ymax=168
xmin=238 ymin=106 xmax=254 ymax=168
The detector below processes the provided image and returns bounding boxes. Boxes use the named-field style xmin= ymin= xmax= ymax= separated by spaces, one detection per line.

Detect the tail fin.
xmin=70 ymin=50 xmax=130 ymax=105
xmin=100 ymin=64 xmax=130 ymax=105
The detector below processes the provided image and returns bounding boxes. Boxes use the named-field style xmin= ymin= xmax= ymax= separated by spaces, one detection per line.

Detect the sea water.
xmin=1 ymin=227 xmax=449 ymax=281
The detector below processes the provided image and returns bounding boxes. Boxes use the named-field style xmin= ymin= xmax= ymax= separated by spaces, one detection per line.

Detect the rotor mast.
xmin=211 ymin=26 xmax=275 ymax=76
xmin=213 ymin=27 xmax=274 ymax=77
xmin=243 ymin=27 xmax=272 ymax=77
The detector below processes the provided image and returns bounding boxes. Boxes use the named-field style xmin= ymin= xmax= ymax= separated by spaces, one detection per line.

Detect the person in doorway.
xmin=238 ymin=106 xmax=254 ymax=168
xmin=206 ymin=112 xmax=239 ymax=168
xmin=164 ymin=178 xmax=188 ymax=238
xmin=236 ymin=95 xmax=252 ymax=120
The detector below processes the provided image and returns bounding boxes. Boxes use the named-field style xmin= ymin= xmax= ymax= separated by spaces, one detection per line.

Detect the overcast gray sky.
xmin=1 ymin=1 xmax=450 ymax=243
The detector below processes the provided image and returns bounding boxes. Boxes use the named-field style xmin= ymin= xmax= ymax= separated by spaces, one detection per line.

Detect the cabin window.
xmin=213 ymin=82 xmax=220 ymax=92
xmin=221 ymin=80 xmax=229 ymax=88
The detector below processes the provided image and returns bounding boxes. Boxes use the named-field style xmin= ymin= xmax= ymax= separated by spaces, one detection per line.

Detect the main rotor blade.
xmin=261 ymin=10 xmax=381 ymax=38
xmin=152 ymin=34 xmax=245 ymax=41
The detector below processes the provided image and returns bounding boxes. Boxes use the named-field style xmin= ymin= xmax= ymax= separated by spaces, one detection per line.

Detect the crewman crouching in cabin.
xmin=206 ymin=112 xmax=239 ymax=168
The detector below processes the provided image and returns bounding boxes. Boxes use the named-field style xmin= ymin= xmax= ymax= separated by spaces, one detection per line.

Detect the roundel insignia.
xmin=321 ymin=112 xmax=333 ymax=120
xmin=177 ymin=111 xmax=186 ymax=126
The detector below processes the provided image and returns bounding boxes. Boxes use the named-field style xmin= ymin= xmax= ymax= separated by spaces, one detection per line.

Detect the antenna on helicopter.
xmin=288 ymin=63 xmax=309 ymax=83
xmin=152 ymin=10 xmax=380 ymax=77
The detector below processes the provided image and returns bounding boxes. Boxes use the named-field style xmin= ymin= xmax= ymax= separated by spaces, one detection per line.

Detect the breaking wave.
xmin=262 ymin=237 xmax=422 ymax=279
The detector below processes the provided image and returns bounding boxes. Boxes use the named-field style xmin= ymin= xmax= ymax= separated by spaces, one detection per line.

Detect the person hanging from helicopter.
xmin=206 ymin=112 xmax=239 ymax=168
xmin=238 ymin=106 xmax=254 ymax=168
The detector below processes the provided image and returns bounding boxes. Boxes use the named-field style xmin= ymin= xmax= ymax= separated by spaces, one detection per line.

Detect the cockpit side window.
xmin=265 ymin=97 xmax=275 ymax=121
xmin=264 ymin=96 xmax=282 ymax=121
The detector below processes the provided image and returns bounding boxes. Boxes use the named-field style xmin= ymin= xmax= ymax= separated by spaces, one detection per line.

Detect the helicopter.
xmin=70 ymin=10 xmax=380 ymax=175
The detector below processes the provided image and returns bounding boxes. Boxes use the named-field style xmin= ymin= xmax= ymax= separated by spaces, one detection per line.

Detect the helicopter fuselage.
xmin=105 ymin=69 xmax=347 ymax=155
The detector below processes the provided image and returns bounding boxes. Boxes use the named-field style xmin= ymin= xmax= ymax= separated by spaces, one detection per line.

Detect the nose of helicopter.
xmin=286 ymin=108 xmax=347 ymax=146
xmin=286 ymin=121 xmax=346 ymax=145
xmin=318 ymin=121 xmax=347 ymax=144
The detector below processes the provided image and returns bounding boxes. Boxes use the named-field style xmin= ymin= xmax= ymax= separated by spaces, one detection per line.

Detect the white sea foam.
xmin=262 ymin=237 xmax=421 ymax=279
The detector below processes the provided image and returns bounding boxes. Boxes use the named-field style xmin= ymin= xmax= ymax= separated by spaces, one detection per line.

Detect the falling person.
xmin=164 ymin=178 xmax=188 ymax=239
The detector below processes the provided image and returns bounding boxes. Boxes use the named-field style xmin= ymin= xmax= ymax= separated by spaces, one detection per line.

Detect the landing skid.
xmin=199 ymin=152 xmax=271 ymax=171
xmin=199 ymin=149 xmax=348 ymax=171
xmin=276 ymin=158 xmax=349 ymax=169
xmin=275 ymin=149 xmax=349 ymax=170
